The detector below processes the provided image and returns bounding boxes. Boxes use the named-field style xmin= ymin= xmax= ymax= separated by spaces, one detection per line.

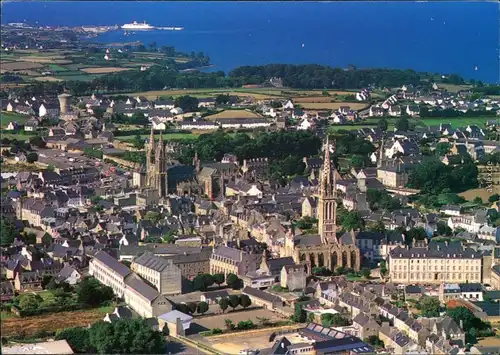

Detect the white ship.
xmin=121 ymin=21 xmax=154 ymax=30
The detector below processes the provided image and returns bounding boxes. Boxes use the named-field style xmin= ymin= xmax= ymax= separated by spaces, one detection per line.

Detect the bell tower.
xmin=317 ymin=136 xmax=337 ymax=244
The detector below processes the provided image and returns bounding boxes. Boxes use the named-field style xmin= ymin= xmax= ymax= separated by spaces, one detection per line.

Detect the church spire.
xmin=378 ymin=135 xmax=385 ymax=168
xmin=320 ymin=136 xmax=335 ymax=198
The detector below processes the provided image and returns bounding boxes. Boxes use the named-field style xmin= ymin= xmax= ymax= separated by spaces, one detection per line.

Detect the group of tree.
xmin=407 ymin=158 xmax=478 ymax=194
xmin=55 ymin=318 xmax=165 ymax=354
xmin=366 ymin=189 xmax=402 ymax=211
xmin=320 ymin=313 xmax=350 ymax=327
xmin=217 ymin=294 xmax=252 ymax=313
xmin=75 ymin=277 xmax=114 ymax=307
xmin=336 ymin=208 xmax=365 ymax=231
xmin=420 ymin=107 xmax=497 ymax=118
xmin=192 ymin=273 xmax=226 ymax=291
xmin=416 ymin=296 xmax=441 ymax=317
xmin=15 ymin=65 xmax=444 ymax=98
xmin=446 ymin=306 xmax=494 ymax=344
xmin=0 ymin=218 xmax=20 ymax=246
xmin=175 ymin=301 xmax=209 ymax=315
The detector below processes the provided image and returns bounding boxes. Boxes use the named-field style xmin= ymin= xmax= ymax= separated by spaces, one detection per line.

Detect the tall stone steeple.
xmin=378 ymin=135 xmax=385 ymax=168
xmin=154 ymin=132 xmax=169 ymax=197
xmin=317 ymin=136 xmax=337 ymax=244
xmin=146 ymin=127 xmax=156 ymax=186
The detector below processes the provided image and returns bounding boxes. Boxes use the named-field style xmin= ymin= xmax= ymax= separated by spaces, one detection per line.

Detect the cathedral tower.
xmin=317 ymin=136 xmax=337 ymax=244
xmin=154 ymin=132 xmax=169 ymax=197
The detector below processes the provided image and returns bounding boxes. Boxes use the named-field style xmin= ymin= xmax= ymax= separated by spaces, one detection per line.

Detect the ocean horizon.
xmin=2 ymin=1 xmax=499 ymax=83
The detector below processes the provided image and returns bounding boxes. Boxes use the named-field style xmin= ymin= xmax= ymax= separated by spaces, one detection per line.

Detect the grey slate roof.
xmin=133 ymin=252 xmax=172 ymax=272
xmin=125 ymin=274 xmax=160 ymax=302
xmin=94 ymin=251 xmax=131 ymax=277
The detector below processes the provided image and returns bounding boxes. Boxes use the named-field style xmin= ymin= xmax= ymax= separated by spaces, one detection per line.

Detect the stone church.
xmin=281 ymin=137 xmax=361 ymax=273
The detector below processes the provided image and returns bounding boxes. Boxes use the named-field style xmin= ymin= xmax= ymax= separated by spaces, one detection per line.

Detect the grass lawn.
xmin=419 ymin=116 xmax=491 ymax=128
xmin=1 ymin=111 xmax=30 ymax=128
xmin=0 ymin=133 xmax=36 ymax=140
xmin=1 ymin=311 xmax=15 ymax=319
xmin=459 ymin=188 xmax=497 ymax=201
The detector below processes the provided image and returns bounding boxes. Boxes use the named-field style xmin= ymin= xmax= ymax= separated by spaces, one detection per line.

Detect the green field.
xmin=0 ymin=133 xmax=35 ymax=141
xmin=419 ymin=117 xmax=490 ymax=128
xmin=49 ymin=64 xmax=69 ymax=72
xmin=0 ymin=112 xmax=30 ymax=128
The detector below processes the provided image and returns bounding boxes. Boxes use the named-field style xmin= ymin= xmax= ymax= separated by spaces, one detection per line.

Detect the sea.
xmin=2 ymin=1 xmax=499 ymax=83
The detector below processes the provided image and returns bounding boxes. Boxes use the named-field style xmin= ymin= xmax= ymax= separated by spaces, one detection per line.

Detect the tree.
xmin=340 ymin=211 xmax=364 ymax=231
xmin=435 ymin=142 xmax=451 ymax=157
xmin=175 ymin=95 xmax=199 ymax=112
xmin=395 ymin=117 xmax=410 ymax=131
xmin=366 ymin=220 xmax=386 ymax=233
xmin=377 ymin=118 xmax=388 ymax=131
xmin=379 ymin=260 xmax=388 ymax=277
xmin=162 ymin=232 xmax=176 ymax=244
xmin=213 ymin=273 xmax=225 ymax=286
xmin=143 ymin=211 xmax=162 ymax=224
xmin=419 ymin=296 xmax=441 ymax=317
xmin=76 ymin=277 xmax=114 ymax=307
xmin=19 ymin=293 xmax=43 ymax=311
xmin=473 ymin=196 xmax=483 ymax=205
xmin=42 ymin=275 xmax=54 ymax=289
xmin=361 ymin=268 xmax=371 ymax=279
xmin=176 ymin=303 xmax=189 ymax=314
xmin=321 ymin=313 xmax=350 ymax=327
xmin=24 ymin=232 xmax=37 ymax=245
xmin=55 ymin=327 xmax=90 ymax=353
xmin=131 ymin=112 xmax=148 ymax=127
xmin=215 ymin=94 xmax=231 ymax=105
xmin=197 ymin=301 xmax=209 ymax=315
xmin=218 ymin=298 xmax=229 ymax=313
xmin=29 ymin=135 xmax=46 ymax=148
xmin=26 ymin=152 xmax=38 ymax=163
xmin=224 ymin=318 xmax=234 ymax=331
xmin=41 ymin=233 xmax=52 ymax=246
xmin=364 ymin=335 xmax=384 ymax=348
xmin=228 ymin=295 xmax=240 ymax=310
xmin=349 ymin=155 xmax=364 ymax=169
xmin=0 ymin=218 xmax=19 ymax=246
xmin=132 ymin=134 xmax=144 ymax=150
xmin=292 ymin=304 xmax=306 ymax=323
xmin=226 ymin=273 xmax=241 ymax=290
xmin=488 ymin=194 xmax=500 ymax=203
xmin=87 ymin=318 xmax=165 ymax=354
xmin=187 ymin=302 xmax=197 ymax=315
xmin=192 ymin=274 xmax=215 ymax=291
xmin=239 ymin=294 xmax=252 ymax=309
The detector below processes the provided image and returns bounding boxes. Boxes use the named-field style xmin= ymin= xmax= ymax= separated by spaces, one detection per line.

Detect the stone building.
xmin=280 ymin=264 xmax=306 ymax=291
xmin=210 ymin=245 xmax=261 ymax=277
xmin=282 ymin=138 xmax=361 ymax=272
xmin=131 ymin=252 xmax=182 ymax=296
xmin=388 ymin=240 xmax=484 ymax=285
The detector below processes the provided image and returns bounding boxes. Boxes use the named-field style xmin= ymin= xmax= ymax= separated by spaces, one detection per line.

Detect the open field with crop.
xmin=34 ymin=76 xmax=63 ymax=82
xmin=19 ymin=56 xmax=72 ymax=64
xmin=299 ymin=102 xmax=367 ymax=110
xmin=438 ymin=83 xmax=473 ymax=93
xmin=459 ymin=188 xmax=498 ymax=201
xmin=1 ymin=61 xmax=43 ymax=71
xmin=1 ymin=306 xmax=114 ymax=337
xmin=205 ymin=110 xmax=263 ymax=120
xmin=80 ymin=67 xmax=133 ymax=74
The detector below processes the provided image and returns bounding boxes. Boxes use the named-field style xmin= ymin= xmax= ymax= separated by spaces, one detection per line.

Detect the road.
xmin=166 ymin=337 xmax=204 ymax=354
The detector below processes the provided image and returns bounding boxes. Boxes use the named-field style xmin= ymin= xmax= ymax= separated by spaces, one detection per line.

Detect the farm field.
xmin=205 ymin=109 xmax=263 ymax=120
xmin=80 ymin=67 xmax=133 ymax=74
xmin=1 ymin=61 xmax=43 ymax=71
xmin=459 ymin=188 xmax=498 ymax=201
xmin=299 ymin=102 xmax=367 ymax=110
xmin=1 ymin=306 xmax=114 ymax=337
xmin=34 ymin=76 xmax=63 ymax=82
